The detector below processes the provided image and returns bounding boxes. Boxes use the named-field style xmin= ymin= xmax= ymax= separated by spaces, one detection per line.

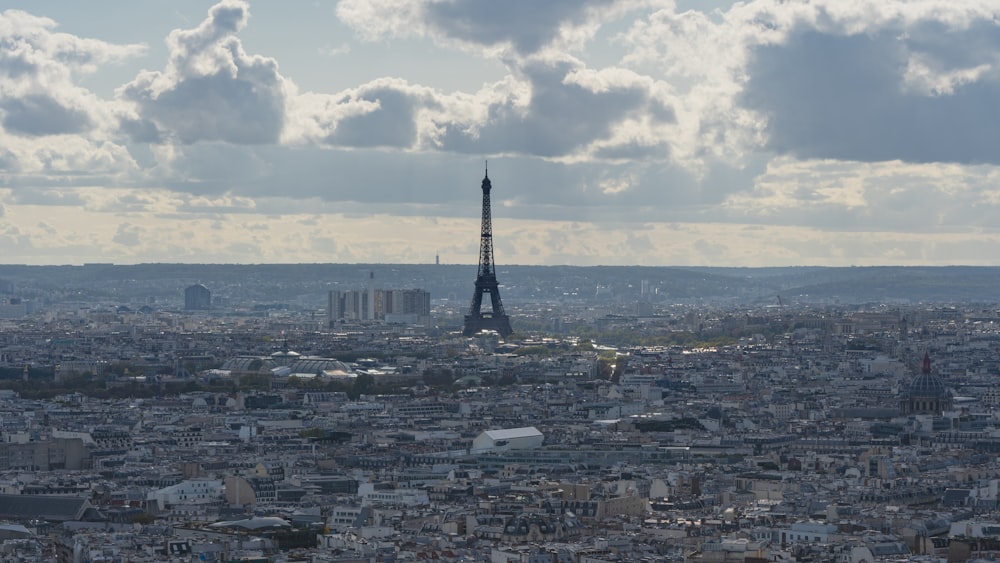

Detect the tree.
xmin=130 ymin=513 xmax=156 ymax=525
xmin=239 ymin=373 xmax=271 ymax=391
xmin=350 ymin=373 xmax=375 ymax=399
xmin=422 ymin=368 xmax=455 ymax=388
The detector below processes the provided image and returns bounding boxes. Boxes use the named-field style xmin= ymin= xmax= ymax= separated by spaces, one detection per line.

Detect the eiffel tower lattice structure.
xmin=463 ymin=165 xmax=513 ymax=337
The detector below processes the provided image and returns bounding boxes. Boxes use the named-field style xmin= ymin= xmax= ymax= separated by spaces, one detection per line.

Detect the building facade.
xmin=328 ymin=288 xmax=430 ymax=325
xmin=184 ymin=284 xmax=211 ymax=310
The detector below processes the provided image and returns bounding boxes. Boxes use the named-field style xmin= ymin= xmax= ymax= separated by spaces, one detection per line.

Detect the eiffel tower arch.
xmin=463 ymin=165 xmax=513 ymax=337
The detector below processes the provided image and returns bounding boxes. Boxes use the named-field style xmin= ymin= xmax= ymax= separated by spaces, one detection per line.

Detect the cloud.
xmin=0 ymin=9 xmax=144 ymax=137
xmin=720 ymin=158 xmax=1000 ymax=234
xmin=112 ymin=223 xmax=141 ymax=247
xmin=10 ymin=189 xmax=86 ymax=207
xmin=118 ymin=0 xmax=291 ymax=145
xmin=3 ymin=0 xmax=1000 ymax=268
xmin=742 ymin=27 xmax=1000 ymax=165
xmin=336 ymin=0 xmax=634 ymax=56
xmin=619 ymin=1 xmax=1000 ymax=166
xmin=318 ymin=43 xmax=352 ymax=57
xmin=0 ymin=94 xmax=92 ymax=136
xmin=0 ymin=133 xmax=139 ymax=183
xmin=0 ymin=9 xmax=144 ymax=181
xmin=319 ymin=78 xmax=439 ymax=149
xmin=421 ymin=0 xmax=616 ymax=55
xmin=433 ymin=58 xmax=674 ymax=160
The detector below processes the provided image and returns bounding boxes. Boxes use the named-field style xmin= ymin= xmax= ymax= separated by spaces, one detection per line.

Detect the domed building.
xmin=220 ymin=353 xmax=352 ymax=378
xmin=899 ymin=352 xmax=952 ymax=415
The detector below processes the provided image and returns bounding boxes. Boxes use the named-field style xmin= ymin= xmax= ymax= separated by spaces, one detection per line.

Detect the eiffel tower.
xmin=463 ymin=165 xmax=513 ymax=337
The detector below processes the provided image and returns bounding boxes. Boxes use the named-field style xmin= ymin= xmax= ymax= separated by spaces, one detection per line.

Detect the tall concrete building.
xmin=184 ymin=284 xmax=211 ymax=310
xmin=328 ymin=288 xmax=430 ymax=325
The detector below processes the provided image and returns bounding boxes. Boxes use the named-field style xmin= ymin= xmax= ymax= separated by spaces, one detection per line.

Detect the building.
xmin=899 ymin=352 xmax=953 ymax=415
xmin=184 ymin=284 xmax=211 ymax=310
xmin=328 ymin=288 xmax=430 ymax=325
xmin=382 ymin=289 xmax=431 ymax=324
xmin=224 ymin=476 xmax=277 ymax=507
xmin=357 ymin=483 xmax=429 ymax=506
xmin=147 ymin=479 xmax=223 ymax=510
xmin=0 ymin=494 xmax=100 ymax=523
xmin=0 ymin=437 xmax=90 ymax=471
xmin=472 ymin=427 xmax=544 ymax=453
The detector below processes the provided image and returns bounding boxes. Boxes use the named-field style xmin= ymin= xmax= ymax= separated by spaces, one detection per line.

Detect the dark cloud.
xmin=119 ymin=117 xmax=163 ymax=143
xmin=0 ymin=51 xmax=38 ymax=79
xmin=904 ymin=19 xmax=1000 ymax=71
xmin=0 ymin=94 xmax=92 ymax=136
xmin=437 ymin=60 xmax=653 ymax=157
xmin=594 ymin=141 xmax=671 ymax=161
xmin=123 ymin=64 xmax=285 ymax=144
xmin=425 ymin=0 xmax=614 ymax=55
xmin=150 ymin=142 xmax=749 ymax=227
xmin=742 ymin=26 xmax=1000 ymax=164
xmin=158 ymin=142 xmax=272 ymax=195
xmin=324 ymin=86 xmax=425 ymax=148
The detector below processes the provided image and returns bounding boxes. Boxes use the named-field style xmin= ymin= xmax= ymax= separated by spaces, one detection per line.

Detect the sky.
xmin=2 ymin=0 xmax=1000 ymax=267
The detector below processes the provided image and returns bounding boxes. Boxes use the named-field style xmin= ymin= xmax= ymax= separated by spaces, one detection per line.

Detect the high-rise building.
xmin=328 ymin=288 xmax=430 ymax=325
xmin=383 ymin=289 xmax=431 ymax=324
xmin=184 ymin=284 xmax=211 ymax=310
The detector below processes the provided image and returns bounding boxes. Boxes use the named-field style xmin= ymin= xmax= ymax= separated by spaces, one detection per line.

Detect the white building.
xmin=780 ymin=521 xmax=837 ymax=544
xmin=147 ymin=478 xmax=223 ymax=509
xmin=472 ymin=427 xmax=544 ymax=453
xmin=358 ymin=483 xmax=429 ymax=506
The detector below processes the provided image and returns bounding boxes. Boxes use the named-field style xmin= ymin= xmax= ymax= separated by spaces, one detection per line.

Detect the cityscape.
xmin=4 ymin=0 xmax=1000 ymax=562
xmin=1 ymin=253 xmax=1000 ymax=561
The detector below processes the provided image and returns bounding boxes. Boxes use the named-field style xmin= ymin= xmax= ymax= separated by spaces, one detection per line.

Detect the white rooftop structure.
xmin=472 ymin=426 xmax=544 ymax=453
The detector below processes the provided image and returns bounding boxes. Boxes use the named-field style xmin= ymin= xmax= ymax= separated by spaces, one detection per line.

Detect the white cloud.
xmin=318 ymin=43 xmax=352 ymax=58
xmin=721 ymin=158 xmax=1000 ymax=233
xmin=0 ymin=9 xmax=144 ymax=179
xmin=117 ymin=0 xmax=292 ymax=145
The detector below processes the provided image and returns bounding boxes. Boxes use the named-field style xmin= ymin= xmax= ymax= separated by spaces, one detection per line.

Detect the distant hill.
xmin=0 ymin=263 xmax=996 ymax=306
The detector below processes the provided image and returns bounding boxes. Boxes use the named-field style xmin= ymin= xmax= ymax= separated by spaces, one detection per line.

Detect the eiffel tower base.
xmin=463 ymin=314 xmax=512 ymax=337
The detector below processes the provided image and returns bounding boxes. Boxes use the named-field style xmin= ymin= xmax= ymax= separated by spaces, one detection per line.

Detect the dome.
xmin=209 ymin=516 xmax=290 ymax=530
xmin=905 ymin=373 xmax=951 ymax=399
xmin=221 ymin=356 xmax=276 ymax=373
xmin=903 ymin=352 xmax=951 ymax=399
xmin=270 ymin=349 xmax=301 ymax=367
xmin=899 ymin=352 xmax=953 ymax=416
xmin=271 ymin=350 xmax=301 ymax=359
xmin=288 ymin=357 xmax=352 ymax=375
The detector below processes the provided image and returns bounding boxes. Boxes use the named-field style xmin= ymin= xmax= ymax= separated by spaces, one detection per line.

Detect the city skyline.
xmin=2 ymin=1 xmax=1000 ymax=267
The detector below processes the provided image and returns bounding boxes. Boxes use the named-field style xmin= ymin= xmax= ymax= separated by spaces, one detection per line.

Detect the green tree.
xmin=422 ymin=368 xmax=455 ymax=388
xmin=239 ymin=373 xmax=271 ymax=391
xmin=350 ymin=373 xmax=375 ymax=399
